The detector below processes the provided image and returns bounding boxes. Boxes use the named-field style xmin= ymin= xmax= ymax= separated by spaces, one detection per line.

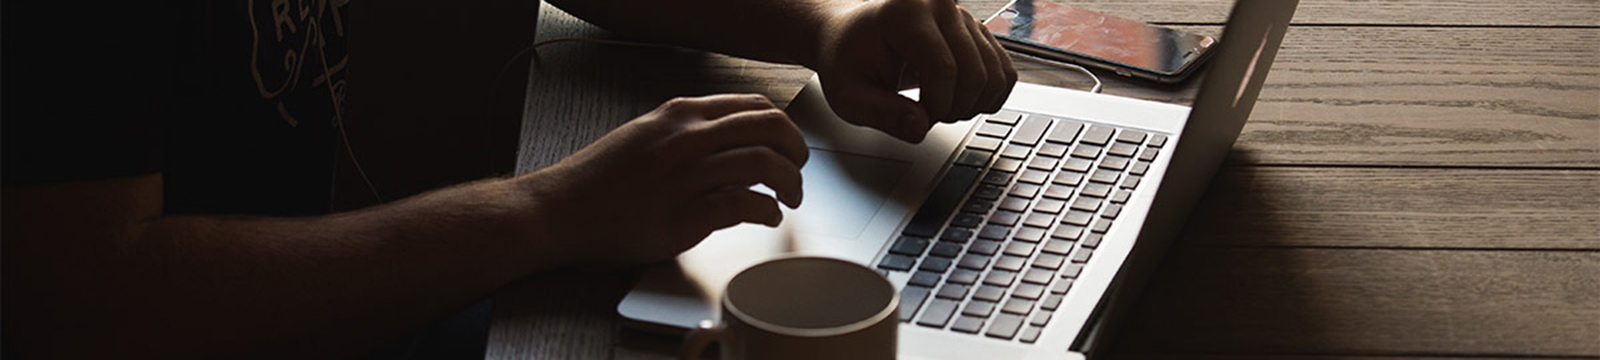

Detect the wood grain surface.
xmin=491 ymin=1 xmax=1600 ymax=359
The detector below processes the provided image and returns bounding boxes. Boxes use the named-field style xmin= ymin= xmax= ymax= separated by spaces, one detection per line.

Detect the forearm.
xmin=4 ymin=175 xmax=561 ymax=358
xmin=546 ymin=0 xmax=856 ymax=67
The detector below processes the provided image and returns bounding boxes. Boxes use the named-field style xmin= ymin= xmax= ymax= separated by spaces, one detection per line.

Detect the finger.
xmin=883 ymin=0 xmax=958 ymax=122
xmin=962 ymin=9 xmax=1008 ymax=114
xmin=684 ymin=108 xmax=810 ymax=168
xmin=978 ymin=22 xmax=1019 ymax=112
xmin=690 ymin=146 xmax=804 ymax=208
xmin=821 ymin=77 xmax=934 ymax=143
xmin=693 ymin=188 xmax=784 ymax=231
xmin=656 ymin=93 xmax=778 ymax=121
xmin=937 ymin=5 xmax=989 ymax=122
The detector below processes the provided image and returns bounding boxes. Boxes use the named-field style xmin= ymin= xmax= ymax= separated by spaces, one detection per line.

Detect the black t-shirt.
xmin=3 ymin=1 xmax=349 ymax=216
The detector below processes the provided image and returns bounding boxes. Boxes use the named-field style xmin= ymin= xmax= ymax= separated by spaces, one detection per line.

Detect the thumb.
xmin=822 ymin=78 xmax=934 ymax=143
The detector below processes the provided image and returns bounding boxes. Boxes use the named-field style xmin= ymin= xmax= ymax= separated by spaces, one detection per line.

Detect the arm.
xmin=548 ymin=0 xmax=1018 ymax=142
xmin=2 ymin=94 xmax=807 ymax=359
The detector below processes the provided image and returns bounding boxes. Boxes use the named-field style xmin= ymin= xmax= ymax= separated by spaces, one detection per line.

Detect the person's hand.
xmin=810 ymin=0 xmax=1018 ymax=143
xmin=519 ymin=94 xmax=809 ymax=266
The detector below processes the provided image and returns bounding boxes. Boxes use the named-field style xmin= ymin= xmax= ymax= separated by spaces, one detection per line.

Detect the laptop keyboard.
xmin=877 ymin=110 xmax=1167 ymax=343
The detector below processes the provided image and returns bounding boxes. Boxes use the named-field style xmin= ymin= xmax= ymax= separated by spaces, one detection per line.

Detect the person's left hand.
xmin=807 ymin=0 xmax=1017 ymax=143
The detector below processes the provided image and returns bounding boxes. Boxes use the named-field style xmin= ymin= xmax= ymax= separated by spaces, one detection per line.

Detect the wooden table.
xmin=488 ymin=1 xmax=1600 ymax=359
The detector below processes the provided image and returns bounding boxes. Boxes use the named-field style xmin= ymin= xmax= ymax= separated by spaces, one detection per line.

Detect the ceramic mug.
xmin=679 ymin=256 xmax=899 ymax=360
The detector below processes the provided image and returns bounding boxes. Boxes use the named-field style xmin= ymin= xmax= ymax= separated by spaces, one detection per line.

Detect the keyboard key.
xmin=963 ymin=300 xmax=998 ymax=317
xmin=973 ymin=285 xmax=1006 ymax=302
xmin=1035 ymin=198 xmax=1066 ymax=214
xmin=988 ymin=210 xmax=1022 ymax=226
xmin=1004 ymin=242 xmax=1036 ymax=257
xmin=1071 ymin=248 xmax=1093 ymax=263
xmin=1028 ymin=156 xmax=1059 ymax=171
xmin=1041 ymin=294 xmax=1064 ymax=311
xmin=984 ymin=270 xmax=1017 ymax=287
xmin=1102 ymin=204 xmax=1123 ymax=219
xmin=1099 ymin=156 xmax=1130 ymax=171
xmin=1081 ymin=182 xmax=1113 ymax=198
xmin=1138 ymin=147 xmax=1160 ymax=161
xmin=1052 ymin=225 xmax=1084 ymax=240
xmin=951 ymin=316 xmax=987 ymax=334
xmin=1089 ymin=169 xmax=1119 ymax=184
xmin=1050 ymin=279 xmax=1074 ymax=294
xmin=1034 ymin=253 xmax=1066 ymax=270
xmin=1017 ymin=169 xmax=1050 ymax=185
xmin=982 ymin=170 xmax=1013 ymax=186
xmin=910 ymin=271 xmax=942 ymax=287
xmin=951 ymin=212 xmax=983 ymax=228
xmin=1107 ymin=142 xmax=1138 ymax=157
xmin=930 ymin=241 xmax=964 ymax=258
xmin=1149 ymin=134 xmax=1168 ymax=147
xmin=1091 ymin=219 xmax=1112 ymax=233
xmin=916 ymin=299 xmax=960 ymax=328
xmin=986 ymin=314 xmax=1026 ymax=340
xmin=1002 ymin=298 xmax=1036 ymax=315
xmin=961 ymin=199 xmax=995 ymax=214
xmin=1082 ymin=233 xmax=1104 ymax=248
xmin=1122 ymin=175 xmax=1142 ymax=189
xmin=1052 ymin=171 xmax=1083 ymax=187
xmin=1013 ymin=283 xmax=1046 ymax=300
xmin=1024 ymin=213 xmax=1055 ymax=228
xmin=899 ymin=286 xmax=932 ymax=322
xmin=1022 ymin=268 xmax=1053 ymax=285
xmin=967 ymin=240 xmax=1001 ymax=256
xmin=1042 ymin=239 xmax=1075 ymax=255
xmin=1129 ymin=161 xmax=1151 ymax=175
xmin=1046 ymin=119 xmax=1084 ymax=144
xmin=903 ymin=165 xmax=982 ymax=237
xmin=1013 ymin=226 xmax=1047 ymax=243
xmin=1020 ymin=325 xmax=1044 ymax=343
xmin=1062 ymin=210 xmax=1094 ymax=226
xmin=1071 ymin=197 xmax=1103 ymax=212
xmin=967 ymin=135 xmax=1004 ymax=152
xmin=936 ymin=284 xmax=969 ymax=300
xmin=979 ymin=224 xmax=1009 ymax=240
xmin=999 ymin=196 xmax=1031 ymax=212
xmin=1081 ymin=125 xmax=1114 ymax=145
xmin=879 ymin=254 xmax=915 ymax=271
xmin=958 ymin=254 xmax=991 ymax=270
xmin=1001 ymin=144 xmax=1031 ymax=159
xmin=1042 ymin=184 xmax=1075 ymax=200
xmin=976 ymin=123 xmax=1011 ymax=138
xmin=1116 ymin=129 xmax=1148 ymax=144
xmin=973 ymin=184 xmax=1005 ymax=200
xmin=1009 ymin=183 xmax=1040 ymax=198
xmin=948 ymin=269 xmax=981 ymax=285
xmin=889 ymin=236 xmax=931 ymax=256
xmin=1011 ymin=117 xmax=1051 ymax=145
xmin=1031 ymin=311 xmax=1054 ymax=327
xmin=1070 ymin=144 xmax=1102 ymax=159
xmin=995 ymin=255 xmax=1027 ymax=272
xmin=1061 ymin=158 xmax=1094 ymax=172
xmin=1111 ymin=189 xmax=1133 ymax=204
xmin=956 ymin=149 xmax=994 ymax=167
xmin=987 ymin=111 xmax=1023 ymax=125
xmin=1037 ymin=142 xmax=1070 ymax=157
xmin=920 ymin=257 xmax=953 ymax=272
xmin=993 ymin=158 xmax=1024 ymax=173
xmin=1060 ymin=264 xmax=1085 ymax=278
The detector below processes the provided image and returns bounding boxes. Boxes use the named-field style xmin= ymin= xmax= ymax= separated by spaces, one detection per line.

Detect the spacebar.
xmin=902 ymin=165 xmax=982 ymax=237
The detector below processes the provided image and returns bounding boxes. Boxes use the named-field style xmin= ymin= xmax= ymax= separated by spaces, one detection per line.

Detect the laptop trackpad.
xmin=791 ymin=148 xmax=911 ymax=239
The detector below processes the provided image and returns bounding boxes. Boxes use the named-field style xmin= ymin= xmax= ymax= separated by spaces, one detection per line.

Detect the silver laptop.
xmin=617 ymin=1 xmax=1298 ymax=359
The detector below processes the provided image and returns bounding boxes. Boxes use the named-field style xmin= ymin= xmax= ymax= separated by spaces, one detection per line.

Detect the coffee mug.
xmin=678 ymin=256 xmax=899 ymax=360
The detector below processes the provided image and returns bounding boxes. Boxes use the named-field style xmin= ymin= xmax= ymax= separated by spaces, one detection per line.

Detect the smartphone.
xmin=984 ymin=1 xmax=1217 ymax=83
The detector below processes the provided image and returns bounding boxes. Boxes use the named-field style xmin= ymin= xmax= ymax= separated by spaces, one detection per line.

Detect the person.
xmin=0 ymin=0 xmax=1015 ymax=358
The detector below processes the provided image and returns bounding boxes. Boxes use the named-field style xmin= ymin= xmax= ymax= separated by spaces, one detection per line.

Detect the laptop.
xmin=617 ymin=1 xmax=1298 ymax=359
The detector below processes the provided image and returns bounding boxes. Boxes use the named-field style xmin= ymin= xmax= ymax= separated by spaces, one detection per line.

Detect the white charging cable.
xmin=1003 ymin=49 xmax=1104 ymax=94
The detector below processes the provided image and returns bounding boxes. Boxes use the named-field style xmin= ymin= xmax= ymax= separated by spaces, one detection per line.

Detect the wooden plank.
xmin=1112 ymin=354 xmax=1598 ymax=360
xmin=1182 ymin=168 xmax=1600 ymax=250
xmin=958 ymin=0 xmax=1600 ymax=27
xmin=1118 ymin=247 xmax=1600 ymax=357
xmin=484 ymin=272 xmax=636 ymax=360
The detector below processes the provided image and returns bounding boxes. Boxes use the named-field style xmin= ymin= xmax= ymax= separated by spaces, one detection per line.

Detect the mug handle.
xmin=679 ymin=319 xmax=726 ymax=360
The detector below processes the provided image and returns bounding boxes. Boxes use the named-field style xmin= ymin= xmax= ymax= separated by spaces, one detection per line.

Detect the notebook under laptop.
xmin=617 ymin=1 xmax=1298 ymax=359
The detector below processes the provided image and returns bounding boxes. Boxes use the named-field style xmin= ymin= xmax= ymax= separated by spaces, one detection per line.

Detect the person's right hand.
xmin=518 ymin=94 xmax=809 ymax=266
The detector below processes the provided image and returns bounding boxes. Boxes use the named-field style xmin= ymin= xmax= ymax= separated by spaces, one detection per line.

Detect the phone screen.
xmin=986 ymin=1 xmax=1214 ymax=76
